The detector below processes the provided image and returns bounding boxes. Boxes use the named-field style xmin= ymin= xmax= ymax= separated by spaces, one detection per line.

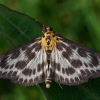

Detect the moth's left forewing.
xmin=0 ymin=38 xmax=47 ymax=85
xmin=51 ymin=35 xmax=100 ymax=85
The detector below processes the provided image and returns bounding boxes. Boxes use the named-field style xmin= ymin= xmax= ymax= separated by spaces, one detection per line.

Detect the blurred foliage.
xmin=0 ymin=0 xmax=100 ymax=100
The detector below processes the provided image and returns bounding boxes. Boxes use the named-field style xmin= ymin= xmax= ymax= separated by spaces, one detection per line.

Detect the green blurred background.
xmin=0 ymin=0 xmax=100 ymax=100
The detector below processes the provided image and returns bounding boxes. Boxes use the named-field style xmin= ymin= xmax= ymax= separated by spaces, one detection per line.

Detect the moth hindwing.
xmin=0 ymin=26 xmax=100 ymax=88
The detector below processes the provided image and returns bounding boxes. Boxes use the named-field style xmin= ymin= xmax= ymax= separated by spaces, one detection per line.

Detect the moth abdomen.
xmin=45 ymin=78 xmax=52 ymax=88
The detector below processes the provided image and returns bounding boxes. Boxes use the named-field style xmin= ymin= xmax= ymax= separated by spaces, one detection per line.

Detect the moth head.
xmin=41 ymin=26 xmax=58 ymax=50
xmin=42 ymin=26 xmax=52 ymax=33
xmin=42 ymin=26 xmax=56 ymax=40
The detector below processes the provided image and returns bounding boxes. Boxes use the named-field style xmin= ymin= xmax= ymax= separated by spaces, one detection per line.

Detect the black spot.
xmin=62 ymin=51 xmax=71 ymax=61
xmin=90 ymin=54 xmax=99 ymax=67
xmin=70 ymin=78 xmax=74 ymax=83
xmin=11 ymin=50 xmax=20 ymax=59
xmin=60 ymin=76 xmax=64 ymax=81
xmin=57 ymin=38 xmax=60 ymax=41
xmin=85 ymin=69 xmax=91 ymax=76
xmin=62 ymin=68 xmax=65 ymax=74
xmin=47 ymin=41 xmax=50 ymax=45
xmin=42 ymin=35 xmax=45 ymax=38
xmin=10 ymin=65 xmax=13 ymax=69
xmin=15 ymin=76 xmax=19 ymax=81
xmin=15 ymin=61 xmax=27 ymax=69
xmin=34 ymin=77 xmax=38 ymax=82
xmin=62 ymin=44 xmax=72 ymax=56
xmin=62 ymin=45 xmax=72 ymax=61
xmin=1 ymin=56 xmax=8 ymax=63
xmin=97 ymin=69 xmax=100 ymax=73
xmin=65 ymin=78 xmax=69 ymax=83
xmin=2 ymin=72 xmax=7 ymax=76
xmin=19 ymin=78 xmax=23 ymax=83
xmin=24 ymin=42 xmax=40 ymax=59
xmin=33 ymin=69 xmax=36 ymax=75
xmin=52 ymin=35 xmax=55 ymax=37
xmin=89 ymin=63 xmax=93 ymax=68
xmin=24 ymin=79 xmax=28 ymax=83
xmin=37 ymin=64 xmax=43 ymax=72
xmin=78 ymin=75 xmax=82 ymax=80
xmin=56 ymin=63 xmax=61 ymax=71
xmin=75 ymin=77 xmax=79 ymax=82
xmin=35 ymin=43 xmax=41 ymax=52
xmin=0 ymin=63 xmax=7 ymax=68
xmin=91 ymin=70 xmax=97 ymax=76
xmin=71 ymin=45 xmax=77 ymax=49
xmin=12 ymin=71 xmax=17 ymax=77
xmin=5 ymin=65 xmax=9 ymax=69
xmin=22 ymin=68 xmax=32 ymax=76
xmin=0 ymin=56 xmax=8 ymax=68
xmin=84 ymin=63 xmax=88 ymax=67
xmin=0 ymin=71 xmax=2 ymax=75
xmin=25 ymin=46 xmax=36 ymax=62
xmin=56 ymin=43 xmax=63 ymax=51
xmin=8 ymin=71 xmax=13 ymax=76
xmin=71 ymin=59 xmax=82 ymax=68
xmin=80 ymin=70 xmax=86 ymax=76
xmin=29 ymin=79 xmax=33 ymax=83
xmin=27 ymin=52 xmax=35 ymax=62
xmin=78 ymin=49 xmax=87 ymax=57
xmin=66 ymin=67 xmax=75 ymax=75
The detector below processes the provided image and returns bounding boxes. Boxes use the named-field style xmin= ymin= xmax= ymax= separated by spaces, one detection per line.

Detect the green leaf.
xmin=40 ymin=79 xmax=100 ymax=100
xmin=0 ymin=4 xmax=100 ymax=100
xmin=0 ymin=4 xmax=43 ymax=46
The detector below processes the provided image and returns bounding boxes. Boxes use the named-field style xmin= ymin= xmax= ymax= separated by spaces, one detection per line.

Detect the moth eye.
xmin=52 ymin=35 xmax=55 ymax=37
xmin=56 ymin=38 xmax=59 ymax=41
xmin=43 ymin=35 xmax=45 ymax=38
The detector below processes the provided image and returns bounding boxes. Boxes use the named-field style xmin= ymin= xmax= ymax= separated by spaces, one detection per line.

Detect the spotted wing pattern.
xmin=52 ymin=36 xmax=100 ymax=85
xmin=0 ymin=38 xmax=47 ymax=85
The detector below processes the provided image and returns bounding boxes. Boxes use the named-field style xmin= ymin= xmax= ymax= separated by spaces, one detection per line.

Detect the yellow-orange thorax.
xmin=41 ymin=27 xmax=58 ymax=51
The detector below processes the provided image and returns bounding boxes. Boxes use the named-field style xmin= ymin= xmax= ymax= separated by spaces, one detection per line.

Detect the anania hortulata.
xmin=0 ymin=26 xmax=100 ymax=88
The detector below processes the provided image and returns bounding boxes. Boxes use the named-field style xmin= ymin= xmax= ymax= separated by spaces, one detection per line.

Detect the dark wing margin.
xmin=52 ymin=35 xmax=100 ymax=85
xmin=0 ymin=37 xmax=47 ymax=85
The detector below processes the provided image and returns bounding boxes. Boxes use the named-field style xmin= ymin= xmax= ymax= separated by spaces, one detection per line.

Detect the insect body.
xmin=0 ymin=26 xmax=100 ymax=88
xmin=41 ymin=27 xmax=58 ymax=88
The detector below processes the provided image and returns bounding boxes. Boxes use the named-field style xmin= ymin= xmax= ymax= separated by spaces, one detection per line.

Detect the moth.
xmin=0 ymin=26 xmax=100 ymax=88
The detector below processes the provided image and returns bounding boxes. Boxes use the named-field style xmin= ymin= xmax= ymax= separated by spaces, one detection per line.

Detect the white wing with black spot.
xmin=0 ymin=38 xmax=47 ymax=85
xmin=51 ymin=36 xmax=100 ymax=85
